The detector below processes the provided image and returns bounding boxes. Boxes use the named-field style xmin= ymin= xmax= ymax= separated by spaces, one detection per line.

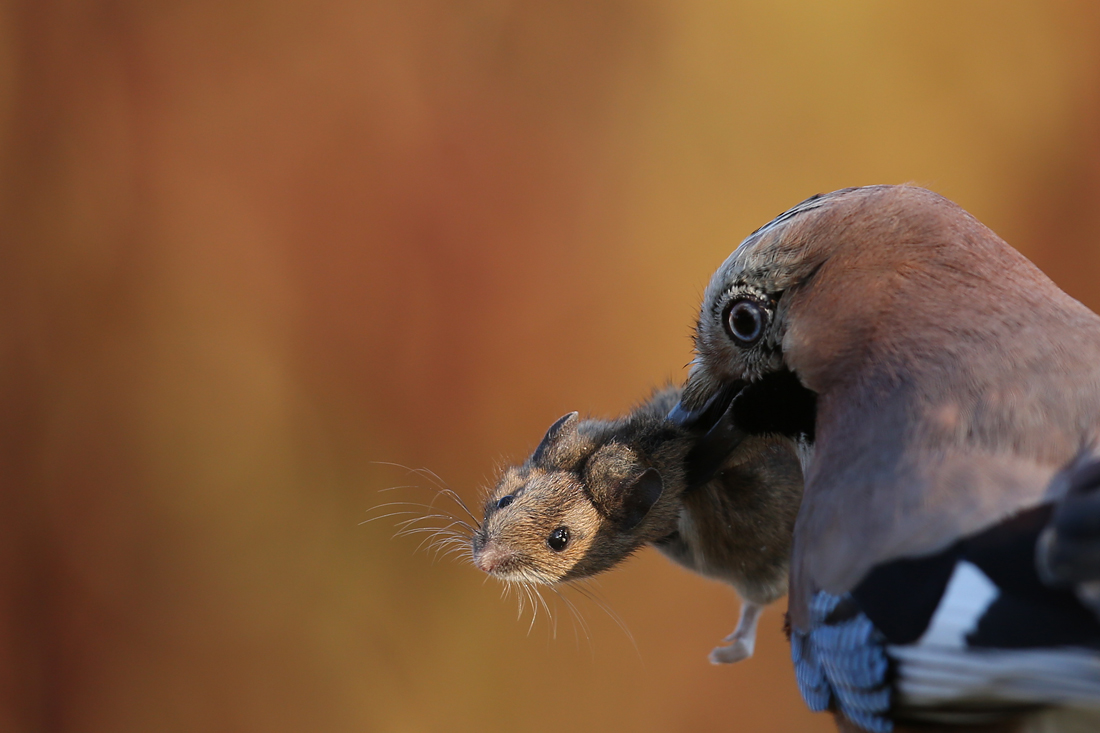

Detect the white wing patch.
xmin=918 ymin=560 xmax=999 ymax=649
xmin=890 ymin=561 xmax=1100 ymax=719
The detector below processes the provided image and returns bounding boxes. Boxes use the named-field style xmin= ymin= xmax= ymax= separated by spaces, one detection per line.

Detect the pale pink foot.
xmin=709 ymin=601 xmax=762 ymax=665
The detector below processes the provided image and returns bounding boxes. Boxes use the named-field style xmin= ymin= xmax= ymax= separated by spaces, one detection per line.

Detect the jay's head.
xmin=673 ymin=184 xmax=1049 ymax=445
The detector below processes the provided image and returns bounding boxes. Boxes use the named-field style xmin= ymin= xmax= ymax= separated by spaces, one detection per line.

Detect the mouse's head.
xmin=471 ymin=411 xmax=675 ymax=585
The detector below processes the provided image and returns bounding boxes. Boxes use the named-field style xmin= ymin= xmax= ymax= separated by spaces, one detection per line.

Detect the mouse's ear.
xmin=612 ymin=467 xmax=664 ymax=531
xmin=531 ymin=411 xmax=579 ymax=463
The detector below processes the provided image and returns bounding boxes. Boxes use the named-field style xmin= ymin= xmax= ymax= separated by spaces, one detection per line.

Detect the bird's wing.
xmin=790 ymin=444 xmax=1062 ymax=619
xmin=791 ymin=452 xmax=1100 ymax=732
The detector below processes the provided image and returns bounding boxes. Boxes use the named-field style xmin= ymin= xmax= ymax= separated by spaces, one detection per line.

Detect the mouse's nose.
xmin=473 ymin=541 xmax=515 ymax=574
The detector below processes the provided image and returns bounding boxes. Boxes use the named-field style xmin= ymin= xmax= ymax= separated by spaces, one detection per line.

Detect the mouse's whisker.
xmin=551 ymin=585 xmax=591 ymax=648
xmin=395 ymin=527 xmax=460 ymax=552
xmin=427 ymin=536 xmax=468 ymax=559
xmin=534 ymin=585 xmax=555 ymax=640
xmin=525 ymin=581 xmax=543 ymax=629
xmin=433 ymin=488 xmax=481 ymax=529
xmin=525 ymin=581 xmax=539 ymax=629
xmin=567 ymin=594 xmax=589 ymax=649
xmin=362 ymin=508 xmax=462 ymax=529
xmin=411 ymin=466 xmax=450 ymax=492
xmin=392 ymin=526 xmax=447 ymax=542
xmin=390 ymin=514 xmax=447 ymax=531
xmin=572 ymin=581 xmax=637 ymax=656
xmin=407 ymin=483 xmax=480 ymax=530
xmin=372 ymin=461 xmax=479 ymax=520
xmin=525 ymin=584 xmax=537 ymax=632
xmin=407 ymin=469 xmax=477 ymax=522
xmin=392 ymin=518 xmax=469 ymax=537
xmin=428 ymin=539 xmax=466 ymax=564
xmin=375 ymin=484 xmax=423 ymax=493
xmin=526 ymin=584 xmax=538 ymax=630
xmin=392 ymin=514 xmax=473 ymax=535
xmin=360 ymin=509 xmax=422 ymax=526
xmin=368 ymin=499 xmax=453 ymax=512
xmin=456 ymin=538 xmax=475 ymax=564
xmin=426 ymin=531 xmax=466 ymax=546
xmin=408 ymin=525 xmax=470 ymax=554
xmin=435 ymin=541 xmax=472 ymax=562
xmin=529 ymin=584 xmax=545 ymax=640
xmin=514 ymin=582 xmax=526 ymax=621
xmin=430 ymin=536 xmax=466 ymax=552
xmin=424 ymin=532 xmax=461 ymax=548
xmin=361 ymin=499 xmax=464 ymax=530
xmin=370 ymin=460 xmax=422 ymax=474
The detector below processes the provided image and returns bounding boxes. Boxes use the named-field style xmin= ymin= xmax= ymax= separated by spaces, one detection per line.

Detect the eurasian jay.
xmin=670 ymin=185 xmax=1100 ymax=732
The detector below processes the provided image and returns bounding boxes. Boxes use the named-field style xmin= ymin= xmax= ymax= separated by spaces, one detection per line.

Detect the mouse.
xmin=471 ymin=385 xmax=803 ymax=664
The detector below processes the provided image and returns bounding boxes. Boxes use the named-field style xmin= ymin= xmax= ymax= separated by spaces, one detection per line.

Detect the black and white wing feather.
xmin=793 ymin=465 xmax=1100 ymax=732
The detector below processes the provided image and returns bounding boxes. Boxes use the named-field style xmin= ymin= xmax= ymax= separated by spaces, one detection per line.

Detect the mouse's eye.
xmin=547 ymin=527 xmax=570 ymax=552
xmin=496 ymin=495 xmax=516 ymax=510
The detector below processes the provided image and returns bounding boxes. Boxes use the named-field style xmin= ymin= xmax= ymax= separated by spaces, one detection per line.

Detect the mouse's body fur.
xmin=472 ymin=386 xmax=803 ymax=663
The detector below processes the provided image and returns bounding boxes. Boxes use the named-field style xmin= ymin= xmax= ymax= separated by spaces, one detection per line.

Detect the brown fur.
xmin=472 ymin=386 xmax=804 ymax=609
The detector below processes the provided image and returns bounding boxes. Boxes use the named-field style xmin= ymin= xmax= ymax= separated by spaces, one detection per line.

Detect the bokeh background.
xmin=4 ymin=2 xmax=1100 ymax=732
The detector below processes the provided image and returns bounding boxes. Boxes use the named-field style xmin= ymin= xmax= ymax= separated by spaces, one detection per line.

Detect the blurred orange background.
xmin=4 ymin=3 xmax=1100 ymax=732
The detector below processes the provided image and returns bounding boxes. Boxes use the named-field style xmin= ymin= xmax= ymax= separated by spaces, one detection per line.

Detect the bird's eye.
xmin=725 ymin=299 xmax=767 ymax=346
xmin=496 ymin=495 xmax=516 ymax=510
xmin=547 ymin=527 xmax=570 ymax=552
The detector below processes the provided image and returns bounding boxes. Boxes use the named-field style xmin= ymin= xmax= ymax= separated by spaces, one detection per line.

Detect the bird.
xmin=668 ymin=185 xmax=1100 ymax=732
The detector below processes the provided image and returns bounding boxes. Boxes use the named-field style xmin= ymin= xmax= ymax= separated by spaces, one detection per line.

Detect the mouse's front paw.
xmin=708 ymin=637 xmax=754 ymax=664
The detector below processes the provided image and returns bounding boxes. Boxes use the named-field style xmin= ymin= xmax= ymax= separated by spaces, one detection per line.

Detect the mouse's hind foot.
xmin=709 ymin=637 xmax=754 ymax=664
xmin=708 ymin=600 xmax=763 ymax=665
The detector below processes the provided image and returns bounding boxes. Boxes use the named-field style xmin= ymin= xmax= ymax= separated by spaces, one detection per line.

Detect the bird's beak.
xmin=668 ymin=379 xmax=742 ymax=432
xmin=669 ymin=381 xmax=748 ymax=490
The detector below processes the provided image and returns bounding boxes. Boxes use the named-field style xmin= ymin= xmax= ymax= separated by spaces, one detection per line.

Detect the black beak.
xmin=669 ymin=382 xmax=748 ymax=491
xmin=667 ymin=380 xmax=744 ymax=432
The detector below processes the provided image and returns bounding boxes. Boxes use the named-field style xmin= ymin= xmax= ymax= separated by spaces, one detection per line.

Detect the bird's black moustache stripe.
xmin=732 ymin=369 xmax=817 ymax=442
